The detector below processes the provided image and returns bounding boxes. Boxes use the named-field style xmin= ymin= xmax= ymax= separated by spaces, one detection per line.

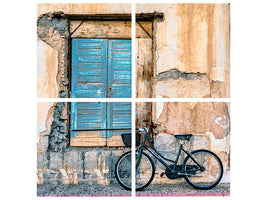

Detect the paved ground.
xmin=37 ymin=182 xmax=229 ymax=197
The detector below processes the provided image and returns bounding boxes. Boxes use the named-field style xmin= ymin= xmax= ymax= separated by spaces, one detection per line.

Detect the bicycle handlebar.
xmin=142 ymin=120 xmax=156 ymax=129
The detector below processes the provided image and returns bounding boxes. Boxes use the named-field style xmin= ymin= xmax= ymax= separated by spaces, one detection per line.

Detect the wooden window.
xmin=70 ymin=38 xmax=131 ymax=147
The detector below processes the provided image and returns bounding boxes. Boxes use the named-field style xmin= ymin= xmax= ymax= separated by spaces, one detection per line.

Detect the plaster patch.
xmin=206 ymin=132 xmax=230 ymax=154
xmin=215 ymin=115 xmax=229 ymax=129
xmin=156 ymin=95 xmax=164 ymax=119
xmin=210 ymin=64 xmax=225 ymax=81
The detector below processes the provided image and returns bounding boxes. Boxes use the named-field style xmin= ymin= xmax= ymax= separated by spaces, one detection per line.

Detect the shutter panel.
xmin=70 ymin=39 xmax=132 ymax=146
xmin=106 ymin=102 xmax=132 ymax=138
xmin=70 ymin=102 xmax=106 ymax=138
xmin=108 ymin=40 xmax=132 ymax=98
xmin=71 ymin=39 xmax=108 ymax=98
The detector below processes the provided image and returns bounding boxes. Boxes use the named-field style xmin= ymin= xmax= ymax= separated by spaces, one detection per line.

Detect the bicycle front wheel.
xmin=136 ymin=152 xmax=155 ymax=191
xmin=183 ymin=149 xmax=223 ymax=190
xmin=115 ymin=151 xmax=132 ymax=190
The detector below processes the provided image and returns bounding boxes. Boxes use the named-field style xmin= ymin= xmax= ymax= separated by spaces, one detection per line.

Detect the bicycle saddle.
xmin=174 ymin=134 xmax=192 ymax=141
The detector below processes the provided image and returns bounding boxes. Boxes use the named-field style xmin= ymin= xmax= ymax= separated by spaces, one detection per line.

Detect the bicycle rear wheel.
xmin=115 ymin=151 xmax=132 ymax=190
xmin=183 ymin=149 xmax=223 ymax=190
xmin=136 ymin=151 xmax=155 ymax=191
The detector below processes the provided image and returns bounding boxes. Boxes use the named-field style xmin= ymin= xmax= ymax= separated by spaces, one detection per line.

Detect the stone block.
xmin=96 ymin=150 xmax=112 ymax=185
xmin=84 ymin=151 xmax=98 ymax=172
xmin=37 ymin=153 xmax=49 ymax=169
xmin=49 ymin=152 xmax=63 ymax=170
xmin=37 ymin=168 xmax=44 ymax=185
xmin=63 ymin=150 xmax=83 ymax=169
xmin=60 ymin=150 xmax=84 ymax=184
xmin=84 ymin=150 xmax=98 ymax=185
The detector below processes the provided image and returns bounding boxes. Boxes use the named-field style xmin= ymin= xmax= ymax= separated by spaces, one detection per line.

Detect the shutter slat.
xmin=108 ymin=40 xmax=132 ymax=98
xmin=107 ymin=102 xmax=131 ymax=138
xmin=70 ymin=102 xmax=107 ymax=138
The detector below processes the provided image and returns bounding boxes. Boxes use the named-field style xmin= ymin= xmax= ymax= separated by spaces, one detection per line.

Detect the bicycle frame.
xmin=136 ymin=125 xmax=203 ymax=174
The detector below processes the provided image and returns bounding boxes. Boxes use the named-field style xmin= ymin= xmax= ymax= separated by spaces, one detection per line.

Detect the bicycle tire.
xmin=183 ymin=149 xmax=223 ymax=190
xmin=136 ymin=151 xmax=155 ymax=191
xmin=115 ymin=151 xmax=155 ymax=191
xmin=115 ymin=151 xmax=132 ymax=190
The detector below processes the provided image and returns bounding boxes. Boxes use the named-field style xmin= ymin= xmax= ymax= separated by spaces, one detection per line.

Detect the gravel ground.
xmin=136 ymin=183 xmax=230 ymax=196
xmin=37 ymin=183 xmax=131 ymax=197
xmin=37 ymin=182 xmax=229 ymax=197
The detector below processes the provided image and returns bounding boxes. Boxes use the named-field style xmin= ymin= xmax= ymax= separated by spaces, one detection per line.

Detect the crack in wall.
xmin=156 ymin=69 xmax=207 ymax=81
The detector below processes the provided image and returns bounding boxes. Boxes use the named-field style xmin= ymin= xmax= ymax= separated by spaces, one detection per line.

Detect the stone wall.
xmin=37 ymin=147 xmax=130 ymax=185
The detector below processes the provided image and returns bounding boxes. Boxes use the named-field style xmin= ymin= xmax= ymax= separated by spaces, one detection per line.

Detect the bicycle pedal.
xmin=160 ymin=172 xmax=165 ymax=177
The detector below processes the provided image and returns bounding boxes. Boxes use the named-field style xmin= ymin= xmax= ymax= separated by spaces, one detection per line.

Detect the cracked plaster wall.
xmin=151 ymin=102 xmax=230 ymax=183
xmin=136 ymin=4 xmax=230 ymax=98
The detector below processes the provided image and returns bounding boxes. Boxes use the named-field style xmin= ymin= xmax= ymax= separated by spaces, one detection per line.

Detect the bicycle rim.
xmin=116 ymin=152 xmax=132 ymax=189
xmin=184 ymin=150 xmax=223 ymax=189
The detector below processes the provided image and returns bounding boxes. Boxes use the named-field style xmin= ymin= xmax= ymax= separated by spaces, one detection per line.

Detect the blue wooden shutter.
xmin=70 ymin=102 xmax=106 ymax=138
xmin=71 ymin=39 xmax=132 ymax=145
xmin=71 ymin=39 xmax=108 ymax=98
xmin=106 ymin=102 xmax=132 ymax=138
xmin=108 ymin=40 xmax=132 ymax=98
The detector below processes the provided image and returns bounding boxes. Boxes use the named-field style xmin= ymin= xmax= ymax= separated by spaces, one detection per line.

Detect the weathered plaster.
xmin=37 ymin=12 xmax=69 ymax=98
xmin=137 ymin=3 xmax=230 ymax=97
xmin=152 ymin=102 xmax=230 ymax=183
xmin=37 ymin=39 xmax=59 ymax=98
xmin=37 ymin=102 xmax=56 ymax=153
xmin=37 ymin=4 xmax=131 ymax=16
xmin=154 ymin=102 xmax=230 ymax=147
xmin=154 ymin=69 xmax=211 ymax=98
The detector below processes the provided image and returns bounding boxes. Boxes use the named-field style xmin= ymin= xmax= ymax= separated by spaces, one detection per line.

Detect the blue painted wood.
xmin=70 ymin=102 xmax=107 ymax=138
xmin=72 ymin=39 xmax=131 ymax=98
xmin=71 ymin=39 xmax=108 ymax=98
xmin=108 ymin=40 xmax=132 ymax=98
xmin=106 ymin=102 xmax=132 ymax=138
xmin=71 ymin=102 xmax=131 ymax=139
xmin=71 ymin=39 xmax=132 ymax=140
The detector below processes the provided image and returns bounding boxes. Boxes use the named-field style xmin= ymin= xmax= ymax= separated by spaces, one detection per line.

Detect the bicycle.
xmin=115 ymin=120 xmax=223 ymax=191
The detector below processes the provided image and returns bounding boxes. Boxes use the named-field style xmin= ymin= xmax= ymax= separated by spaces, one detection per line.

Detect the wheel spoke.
xmin=183 ymin=150 xmax=223 ymax=189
